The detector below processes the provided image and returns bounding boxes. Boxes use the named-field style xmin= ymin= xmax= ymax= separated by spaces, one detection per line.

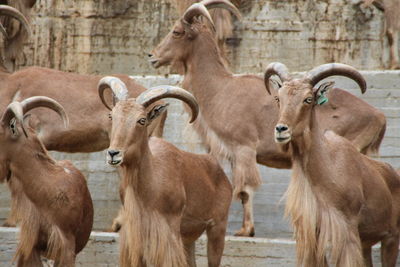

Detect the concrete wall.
xmin=15 ymin=0 xmax=393 ymax=75
xmin=1 ymin=71 xmax=399 ymax=237
xmin=1 ymin=227 xmax=398 ymax=266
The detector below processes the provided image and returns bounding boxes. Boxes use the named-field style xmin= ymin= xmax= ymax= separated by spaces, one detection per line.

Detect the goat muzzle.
xmin=274 ymin=124 xmax=291 ymax=144
xmin=106 ymin=149 xmax=123 ymax=166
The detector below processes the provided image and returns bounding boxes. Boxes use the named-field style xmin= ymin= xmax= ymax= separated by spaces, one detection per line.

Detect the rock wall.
xmin=15 ymin=0 xmax=391 ymax=75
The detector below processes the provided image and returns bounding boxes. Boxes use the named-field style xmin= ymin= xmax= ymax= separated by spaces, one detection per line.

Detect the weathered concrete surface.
xmin=0 ymin=71 xmax=399 ymax=238
xmin=15 ymin=0 xmax=395 ymax=75
xmin=1 ymin=227 xmax=398 ymax=266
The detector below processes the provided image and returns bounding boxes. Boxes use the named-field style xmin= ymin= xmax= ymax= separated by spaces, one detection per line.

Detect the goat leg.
xmin=184 ymin=242 xmax=197 ymax=267
xmin=234 ymin=186 xmax=255 ymax=237
xmin=381 ymin=233 xmax=400 ymax=267
xmin=387 ymin=29 xmax=400 ymax=69
xmin=206 ymin=221 xmax=228 ymax=267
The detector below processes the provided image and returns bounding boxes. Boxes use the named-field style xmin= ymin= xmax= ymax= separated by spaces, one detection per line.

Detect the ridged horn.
xmin=183 ymin=2 xmax=215 ymax=29
xmin=98 ymin=76 xmax=129 ymax=110
xmin=306 ymin=63 xmax=367 ymax=94
xmin=136 ymin=85 xmax=199 ymax=123
xmin=1 ymin=101 xmax=24 ymax=129
xmin=201 ymin=0 xmax=242 ymax=20
xmin=0 ymin=5 xmax=32 ymax=38
xmin=20 ymin=96 xmax=69 ymax=128
xmin=264 ymin=62 xmax=291 ymax=94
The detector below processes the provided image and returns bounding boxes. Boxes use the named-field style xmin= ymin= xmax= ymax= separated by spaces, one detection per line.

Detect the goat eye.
xmin=172 ymin=30 xmax=182 ymax=36
xmin=304 ymin=97 xmax=313 ymax=104
xmin=137 ymin=118 xmax=147 ymax=125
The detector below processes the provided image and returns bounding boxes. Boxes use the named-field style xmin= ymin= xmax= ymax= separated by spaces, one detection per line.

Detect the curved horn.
xmin=20 ymin=96 xmax=69 ymax=128
xmin=1 ymin=101 xmax=23 ymax=127
xmin=264 ymin=62 xmax=291 ymax=95
xmin=183 ymin=3 xmax=215 ymax=29
xmin=201 ymin=0 xmax=242 ymax=20
xmin=98 ymin=76 xmax=129 ymax=111
xmin=136 ymin=85 xmax=199 ymax=123
xmin=306 ymin=63 xmax=367 ymax=94
xmin=0 ymin=5 xmax=32 ymax=38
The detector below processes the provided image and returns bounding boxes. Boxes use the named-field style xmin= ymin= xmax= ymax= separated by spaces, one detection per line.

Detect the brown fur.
xmin=120 ymin=187 xmax=187 ymax=267
xmin=363 ymin=0 xmax=400 ymax=69
xmin=275 ymin=76 xmax=400 ymax=266
xmin=104 ymin=94 xmax=232 ymax=267
xmin=150 ymin=6 xmax=387 ymax=236
xmin=0 ymin=67 xmax=167 ymax=230
xmin=0 ymin=103 xmax=94 ymax=266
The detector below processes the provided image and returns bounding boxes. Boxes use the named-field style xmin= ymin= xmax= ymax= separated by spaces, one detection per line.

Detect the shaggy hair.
xmin=13 ymin=190 xmax=68 ymax=265
xmin=120 ymin=186 xmax=187 ymax=267
xmin=285 ymin=164 xmax=364 ymax=266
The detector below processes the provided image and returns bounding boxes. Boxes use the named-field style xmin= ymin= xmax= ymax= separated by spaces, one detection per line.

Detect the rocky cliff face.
xmin=15 ymin=0 xmax=387 ymax=75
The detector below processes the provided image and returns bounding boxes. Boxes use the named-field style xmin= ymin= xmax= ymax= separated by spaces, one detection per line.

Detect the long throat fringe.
xmin=120 ymin=186 xmax=187 ymax=267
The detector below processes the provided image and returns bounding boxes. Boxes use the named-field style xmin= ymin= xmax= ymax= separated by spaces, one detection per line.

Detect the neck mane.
xmin=118 ymin=138 xmax=187 ymax=267
xmin=284 ymin=107 xmax=363 ymax=266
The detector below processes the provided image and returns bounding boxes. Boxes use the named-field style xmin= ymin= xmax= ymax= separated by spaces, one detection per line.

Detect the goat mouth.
xmin=148 ymin=58 xmax=161 ymax=68
xmin=108 ymin=159 xmax=122 ymax=166
xmin=275 ymin=136 xmax=291 ymax=144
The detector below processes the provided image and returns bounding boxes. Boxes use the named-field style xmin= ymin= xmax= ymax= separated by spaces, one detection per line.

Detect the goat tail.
xmin=365 ymin=117 xmax=386 ymax=156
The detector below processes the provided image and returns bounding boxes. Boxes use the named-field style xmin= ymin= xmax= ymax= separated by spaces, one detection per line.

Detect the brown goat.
xmin=98 ymin=77 xmax=232 ymax=267
xmin=169 ymin=0 xmax=243 ymax=60
xmin=149 ymin=0 xmax=387 ymax=236
xmin=266 ymin=62 xmax=400 ymax=266
xmin=0 ymin=5 xmax=167 ymax=228
xmin=363 ymin=0 xmax=400 ymax=69
xmin=0 ymin=96 xmax=93 ymax=266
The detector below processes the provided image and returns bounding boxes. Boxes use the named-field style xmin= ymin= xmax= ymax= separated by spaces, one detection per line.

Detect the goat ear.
xmin=146 ymin=104 xmax=169 ymax=123
xmin=8 ymin=118 xmax=21 ymax=137
xmin=181 ymin=20 xmax=198 ymax=39
xmin=270 ymin=79 xmax=282 ymax=91
xmin=313 ymin=81 xmax=335 ymax=106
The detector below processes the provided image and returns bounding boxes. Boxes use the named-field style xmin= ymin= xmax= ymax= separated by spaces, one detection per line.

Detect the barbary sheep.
xmin=266 ymin=62 xmax=400 ymax=266
xmin=149 ymin=0 xmax=387 ymax=236
xmin=0 ymin=96 xmax=93 ymax=266
xmin=99 ymin=77 xmax=232 ymax=267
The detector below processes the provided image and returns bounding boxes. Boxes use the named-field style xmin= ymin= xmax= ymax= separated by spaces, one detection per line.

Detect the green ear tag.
xmin=317 ymin=96 xmax=328 ymax=105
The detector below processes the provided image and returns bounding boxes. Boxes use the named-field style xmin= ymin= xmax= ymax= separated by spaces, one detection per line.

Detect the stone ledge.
xmin=1 ymin=227 xmax=399 ymax=266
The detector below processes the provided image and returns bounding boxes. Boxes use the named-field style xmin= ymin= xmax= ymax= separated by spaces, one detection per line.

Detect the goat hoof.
xmin=109 ymin=222 xmax=122 ymax=233
xmin=234 ymin=227 xmax=255 ymax=237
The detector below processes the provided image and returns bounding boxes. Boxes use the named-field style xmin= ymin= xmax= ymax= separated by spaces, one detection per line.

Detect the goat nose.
xmin=275 ymin=125 xmax=288 ymax=133
xmin=108 ymin=150 xmax=120 ymax=157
